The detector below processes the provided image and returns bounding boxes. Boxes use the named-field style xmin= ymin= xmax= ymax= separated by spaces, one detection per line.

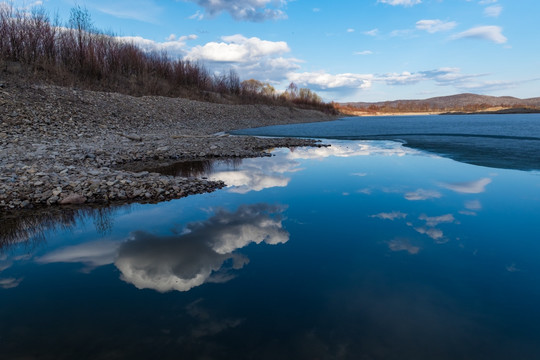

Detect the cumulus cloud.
xmin=354 ymin=50 xmax=373 ymax=55
xmin=418 ymin=214 xmax=455 ymax=227
xmin=378 ymin=0 xmax=421 ymax=6
xmin=209 ymin=154 xmax=300 ymax=193
xmin=388 ymin=239 xmax=420 ymax=254
xmin=414 ymin=226 xmax=445 ymax=241
xmin=439 ymin=178 xmax=492 ymax=194
xmin=484 ymin=5 xmax=502 ymax=17
xmin=465 ymin=200 xmax=482 ymax=211
xmin=211 ymin=171 xmax=290 ymax=193
xmin=186 ymin=34 xmax=299 ymax=81
xmin=115 ymin=204 xmax=289 ymax=292
xmin=416 ymin=19 xmax=457 ymax=33
xmin=35 ymin=204 xmax=289 ymax=293
xmin=187 ymin=34 xmax=289 ymax=62
xmin=116 ymin=34 xmax=198 ymax=57
xmin=451 ymin=26 xmax=507 ymax=44
xmin=37 ymin=240 xmax=120 ymax=272
xmin=404 ymin=189 xmax=442 ymax=201
xmin=287 ymin=71 xmax=373 ymax=90
xmin=286 ymin=142 xmax=419 ymax=160
xmin=0 ymin=277 xmax=23 ymax=289
xmin=186 ymin=0 xmax=288 ymax=21
xmin=371 ymin=211 xmax=408 ymax=221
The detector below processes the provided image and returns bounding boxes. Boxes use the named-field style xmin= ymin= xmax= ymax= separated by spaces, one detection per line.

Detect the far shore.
xmin=339 ymin=106 xmax=540 ymax=117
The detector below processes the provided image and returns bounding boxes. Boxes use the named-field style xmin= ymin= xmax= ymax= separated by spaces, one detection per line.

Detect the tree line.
xmin=0 ymin=4 xmax=336 ymax=113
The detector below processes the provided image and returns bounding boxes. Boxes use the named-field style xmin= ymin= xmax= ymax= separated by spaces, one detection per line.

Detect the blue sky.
xmin=12 ymin=0 xmax=540 ymax=102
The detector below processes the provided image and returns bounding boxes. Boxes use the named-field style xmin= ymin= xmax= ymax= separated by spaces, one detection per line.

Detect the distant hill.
xmin=338 ymin=94 xmax=540 ymax=115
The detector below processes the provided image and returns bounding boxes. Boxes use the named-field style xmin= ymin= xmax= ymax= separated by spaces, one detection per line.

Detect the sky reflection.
xmin=1 ymin=140 xmax=540 ymax=359
xmin=37 ymin=204 xmax=289 ymax=292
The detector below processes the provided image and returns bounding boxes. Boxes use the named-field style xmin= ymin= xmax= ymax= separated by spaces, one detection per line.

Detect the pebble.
xmin=0 ymin=78 xmax=334 ymax=211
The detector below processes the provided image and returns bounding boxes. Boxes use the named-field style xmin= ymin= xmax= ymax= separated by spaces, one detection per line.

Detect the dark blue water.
xmin=1 ymin=138 xmax=540 ymax=358
xmin=231 ymin=114 xmax=540 ymax=171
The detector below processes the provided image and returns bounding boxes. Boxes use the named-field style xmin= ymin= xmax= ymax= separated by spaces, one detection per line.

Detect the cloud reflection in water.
xmin=37 ymin=204 xmax=289 ymax=293
xmin=439 ymin=178 xmax=492 ymax=194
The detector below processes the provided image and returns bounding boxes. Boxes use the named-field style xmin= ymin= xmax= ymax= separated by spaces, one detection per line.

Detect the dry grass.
xmin=0 ymin=4 xmax=337 ymax=113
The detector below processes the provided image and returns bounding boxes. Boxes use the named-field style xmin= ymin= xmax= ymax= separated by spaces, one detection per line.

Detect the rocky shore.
xmin=0 ymin=79 xmax=335 ymax=211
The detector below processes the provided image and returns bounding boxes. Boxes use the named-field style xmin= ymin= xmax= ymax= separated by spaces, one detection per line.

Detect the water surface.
xmin=1 ymin=139 xmax=539 ymax=359
xmin=231 ymin=114 xmax=540 ymax=171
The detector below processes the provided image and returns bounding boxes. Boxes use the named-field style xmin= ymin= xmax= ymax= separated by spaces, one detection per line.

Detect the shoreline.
xmin=0 ymin=79 xmax=337 ymax=211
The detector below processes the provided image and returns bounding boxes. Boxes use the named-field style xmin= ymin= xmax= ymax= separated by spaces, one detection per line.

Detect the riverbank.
xmin=0 ymin=78 xmax=336 ymax=211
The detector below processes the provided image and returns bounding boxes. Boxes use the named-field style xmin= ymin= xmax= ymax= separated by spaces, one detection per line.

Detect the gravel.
xmin=0 ymin=78 xmax=335 ymax=211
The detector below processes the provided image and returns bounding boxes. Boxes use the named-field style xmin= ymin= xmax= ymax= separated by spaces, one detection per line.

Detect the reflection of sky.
xmin=287 ymin=141 xmax=424 ymax=160
xmin=439 ymin=178 xmax=492 ymax=194
xmin=208 ymin=141 xmax=428 ymax=194
xmin=37 ymin=204 xmax=289 ymax=292
xmin=2 ymin=140 xmax=540 ymax=359
xmin=209 ymin=152 xmax=300 ymax=193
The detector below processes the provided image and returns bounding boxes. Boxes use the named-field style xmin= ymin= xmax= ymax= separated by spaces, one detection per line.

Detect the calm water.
xmin=232 ymin=114 xmax=540 ymax=171
xmin=1 ymin=116 xmax=540 ymax=359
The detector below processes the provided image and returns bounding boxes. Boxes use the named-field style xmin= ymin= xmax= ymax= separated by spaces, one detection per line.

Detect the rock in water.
xmin=59 ymin=194 xmax=87 ymax=205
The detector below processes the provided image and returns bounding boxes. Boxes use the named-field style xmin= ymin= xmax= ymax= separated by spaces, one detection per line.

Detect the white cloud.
xmin=371 ymin=211 xmax=408 ymax=220
xmin=388 ymin=239 xmax=420 ymax=254
xmin=313 ymin=8 xmax=321 ymax=12
xmin=354 ymin=50 xmax=373 ymax=55
xmin=210 ymin=171 xmax=290 ymax=193
xmin=189 ymin=10 xmax=204 ymax=20
xmin=465 ymin=200 xmax=482 ymax=211
xmin=378 ymin=0 xmax=421 ymax=6
xmin=404 ymin=189 xmax=442 ymax=201
xmin=451 ymin=26 xmax=507 ymax=44
xmin=186 ymin=0 xmax=288 ymax=21
xmin=484 ymin=5 xmax=502 ymax=17
xmin=418 ymin=214 xmax=455 ymax=227
xmin=185 ymin=34 xmax=300 ymax=81
xmin=91 ymin=0 xmax=163 ymax=23
xmin=416 ymin=19 xmax=457 ymax=33
xmin=116 ymin=34 xmax=198 ymax=57
xmin=364 ymin=29 xmax=379 ymax=36
xmin=116 ymin=204 xmax=289 ymax=292
xmin=506 ymin=263 xmax=520 ymax=273
xmin=286 ymin=142 xmax=418 ymax=160
xmin=414 ymin=226 xmax=445 ymax=241
xmin=287 ymin=71 xmax=373 ymax=90
xmin=377 ymin=67 xmax=485 ymax=88
xmin=0 ymin=277 xmax=23 ymax=289
xmin=37 ymin=240 xmax=120 ymax=272
xmin=347 ymin=28 xmax=355 ymax=33
xmin=439 ymin=178 xmax=492 ymax=194
xmin=35 ymin=204 xmax=289 ymax=293
xmin=382 ymin=71 xmax=425 ymax=85
xmin=456 ymin=79 xmax=519 ymax=93
xmin=187 ymin=34 xmax=288 ymax=62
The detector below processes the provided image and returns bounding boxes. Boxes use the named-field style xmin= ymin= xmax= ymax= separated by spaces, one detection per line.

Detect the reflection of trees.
xmin=0 ymin=205 xmax=122 ymax=252
xmin=149 ymin=158 xmax=242 ymax=177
